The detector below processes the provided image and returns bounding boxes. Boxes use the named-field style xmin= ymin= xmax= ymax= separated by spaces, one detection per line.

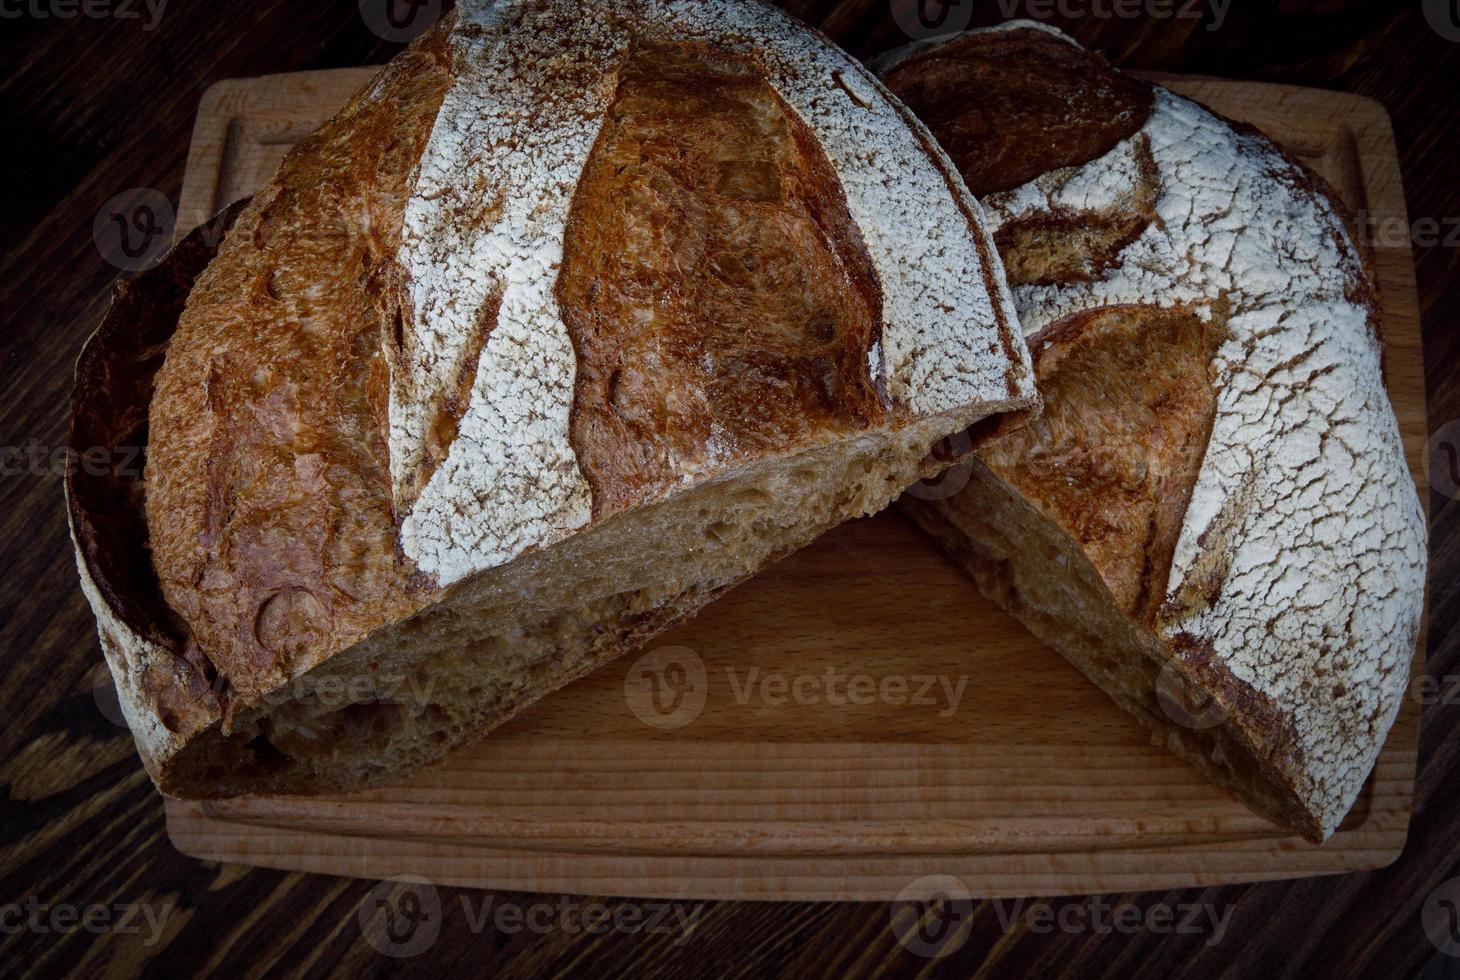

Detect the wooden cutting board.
xmin=164 ymin=69 xmax=1429 ymax=900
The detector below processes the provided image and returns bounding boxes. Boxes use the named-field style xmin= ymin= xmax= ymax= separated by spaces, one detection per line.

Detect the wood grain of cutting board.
xmin=162 ymin=68 xmax=1429 ymax=900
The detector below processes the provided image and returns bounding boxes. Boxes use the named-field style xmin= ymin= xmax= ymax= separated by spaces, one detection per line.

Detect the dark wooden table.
xmin=3 ymin=1 xmax=1457 ymax=977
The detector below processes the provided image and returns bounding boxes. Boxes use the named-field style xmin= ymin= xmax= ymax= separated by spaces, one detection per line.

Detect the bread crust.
xmin=388 ymin=0 xmax=1035 ymax=587
xmin=874 ymin=23 xmax=1152 ymax=197
xmin=558 ymin=40 xmax=890 ymax=517
xmin=67 ymin=207 xmax=246 ymax=780
xmin=145 ymin=23 xmax=454 ymax=708
xmin=73 ymin=0 xmax=1036 ymax=796
xmin=880 ymin=25 xmax=1427 ymax=840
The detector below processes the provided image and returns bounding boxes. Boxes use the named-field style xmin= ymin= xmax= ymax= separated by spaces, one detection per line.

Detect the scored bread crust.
xmin=389 ymin=0 xmax=1032 ymax=586
xmin=72 ymin=0 xmax=1036 ymax=797
xmin=877 ymin=24 xmax=1427 ymax=840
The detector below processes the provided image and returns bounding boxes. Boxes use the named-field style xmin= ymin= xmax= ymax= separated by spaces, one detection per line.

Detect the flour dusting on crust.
xmin=649 ymin=0 xmax=1031 ymax=416
xmin=394 ymin=2 xmax=626 ymax=586
xmin=980 ymin=85 xmax=1427 ymax=837
xmin=393 ymin=0 xmax=1032 ymax=585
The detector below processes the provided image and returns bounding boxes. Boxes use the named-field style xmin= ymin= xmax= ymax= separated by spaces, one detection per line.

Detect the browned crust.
xmin=558 ymin=40 xmax=890 ymax=518
xmin=979 ymin=303 xmax=1227 ymax=624
xmin=877 ymin=25 xmax=1390 ymax=840
xmin=143 ymin=21 xmax=456 ymax=706
xmin=77 ymin=8 xmax=1034 ymax=799
xmin=69 ymin=205 xmax=244 ymax=658
xmin=992 ymin=137 xmax=1162 ymax=289
xmin=878 ymin=27 xmax=1154 ymax=197
xmin=67 ymin=205 xmax=253 ymax=741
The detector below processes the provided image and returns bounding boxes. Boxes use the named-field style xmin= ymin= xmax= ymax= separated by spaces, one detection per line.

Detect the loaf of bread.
xmin=876 ymin=23 xmax=1427 ymax=841
xmin=67 ymin=0 xmax=1037 ymax=798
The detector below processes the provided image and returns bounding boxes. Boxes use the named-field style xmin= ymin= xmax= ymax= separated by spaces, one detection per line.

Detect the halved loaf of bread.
xmin=67 ymin=0 xmax=1037 ymax=798
xmin=875 ymin=23 xmax=1427 ymax=841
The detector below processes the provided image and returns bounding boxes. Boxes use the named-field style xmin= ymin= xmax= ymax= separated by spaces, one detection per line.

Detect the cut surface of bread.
xmin=876 ymin=23 xmax=1427 ymax=841
xmin=68 ymin=0 xmax=1035 ymax=798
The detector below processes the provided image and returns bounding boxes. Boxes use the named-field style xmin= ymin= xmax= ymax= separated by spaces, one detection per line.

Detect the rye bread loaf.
xmin=67 ymin=0 xmax=1037 ymax=798
xmin=875 ymin=23 xmax=1427 ymax=841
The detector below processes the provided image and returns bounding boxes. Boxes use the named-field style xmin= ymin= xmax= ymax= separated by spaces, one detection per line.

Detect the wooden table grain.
xmin=2 ymin=2 xmax=1457 ymax=977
